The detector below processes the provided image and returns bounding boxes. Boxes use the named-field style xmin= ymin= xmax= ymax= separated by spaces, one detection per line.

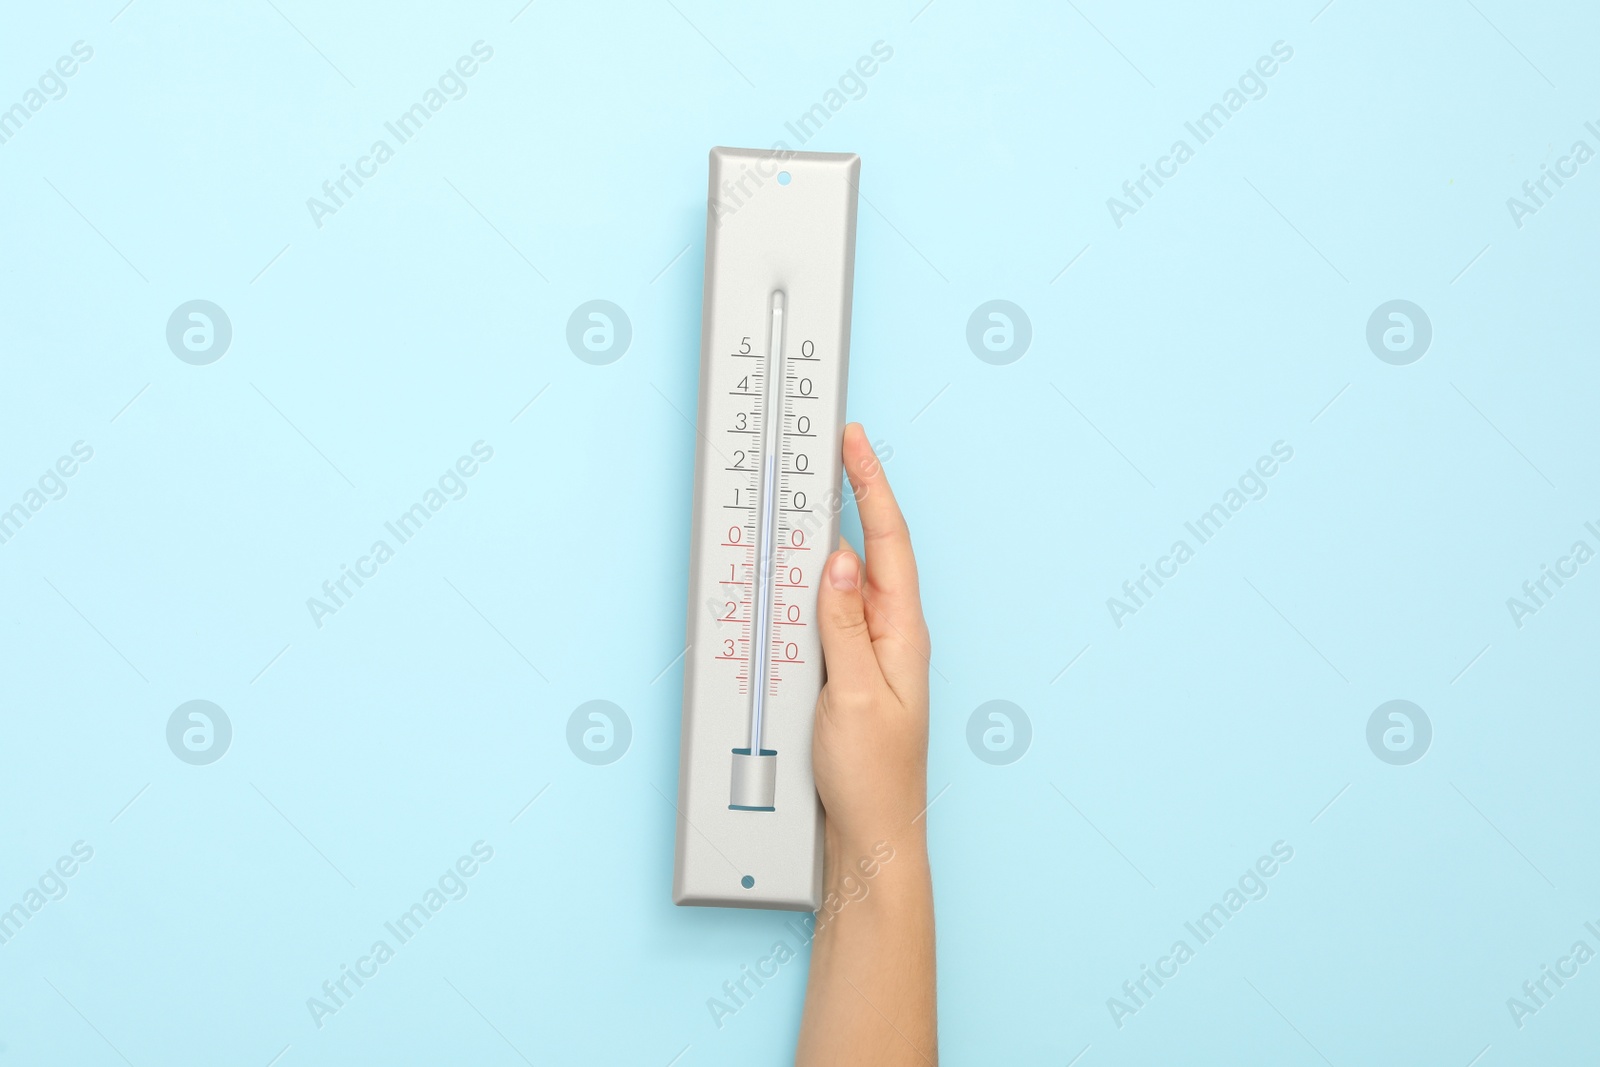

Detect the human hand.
xmin=798 ymin=422 xmax=938 ymax=1066
xmin=812 ymin=423 xmax=931 ymax=854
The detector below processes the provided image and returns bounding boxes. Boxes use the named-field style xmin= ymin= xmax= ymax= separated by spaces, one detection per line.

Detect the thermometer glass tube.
xmin=747 ymin=291 xmax=786 ymax=758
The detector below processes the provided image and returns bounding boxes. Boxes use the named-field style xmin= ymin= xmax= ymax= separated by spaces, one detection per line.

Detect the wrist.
xmin=824 ymin=821 xmax=927 ymax=875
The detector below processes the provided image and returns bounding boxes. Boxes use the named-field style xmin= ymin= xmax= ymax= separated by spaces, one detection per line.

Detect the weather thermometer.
xmin=674 ymin=148 xmax=860 ymax=910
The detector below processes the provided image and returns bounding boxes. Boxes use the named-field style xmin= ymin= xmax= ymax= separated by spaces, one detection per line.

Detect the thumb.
xmin=816 ymin=547 xmax=878 ymax=695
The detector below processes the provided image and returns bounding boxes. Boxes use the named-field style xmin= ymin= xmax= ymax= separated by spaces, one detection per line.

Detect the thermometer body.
xmin=673 ymin=148 xmax=859 ymax=910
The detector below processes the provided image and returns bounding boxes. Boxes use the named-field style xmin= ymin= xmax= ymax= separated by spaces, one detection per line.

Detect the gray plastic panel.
xmin=672 ymin=147 xmax=859 ymax=910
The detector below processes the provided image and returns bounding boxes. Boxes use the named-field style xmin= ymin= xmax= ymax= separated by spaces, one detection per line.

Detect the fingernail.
xmin=829 ymin=552 xmax=858 ymax=590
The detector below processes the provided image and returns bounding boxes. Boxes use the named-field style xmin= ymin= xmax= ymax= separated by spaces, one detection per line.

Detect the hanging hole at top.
xmin=777 ymin=171 xmax=791 ymax=186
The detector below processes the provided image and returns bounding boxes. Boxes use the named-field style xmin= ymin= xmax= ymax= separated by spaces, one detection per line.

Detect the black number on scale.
xmin=798 ymin=378 xmax=812 ymax=396
xmin=794 ymin=453 xmax=808 ymax=471
xmin=734 ymin=412 xmax=747 ymax=430
xmin=792 ymin=491 xmax=807 ymax=510
xmin=740 ymin=337 xmax=752 ymax=353
xmin=737 ymin=377 xmax=749 ymax=392
xmin=733 ymin=450 xmax=745 ymax=468
xmin=796 ymin=415 xmax=810 ymax=434
xmin=802 ymin=340 xmax=815 ymax=357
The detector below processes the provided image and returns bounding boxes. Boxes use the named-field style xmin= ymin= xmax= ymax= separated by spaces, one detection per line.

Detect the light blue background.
xmin=2 ymin=1 xmax=1597 ymax=1064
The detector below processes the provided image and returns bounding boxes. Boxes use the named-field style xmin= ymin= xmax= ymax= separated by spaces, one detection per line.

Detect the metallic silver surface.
xmin=673 ymin=147 xmax=859 ymax=910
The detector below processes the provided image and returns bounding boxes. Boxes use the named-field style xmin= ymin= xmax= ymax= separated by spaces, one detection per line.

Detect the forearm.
xmin=796 ymin=827 xmax=937 ymax=1066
